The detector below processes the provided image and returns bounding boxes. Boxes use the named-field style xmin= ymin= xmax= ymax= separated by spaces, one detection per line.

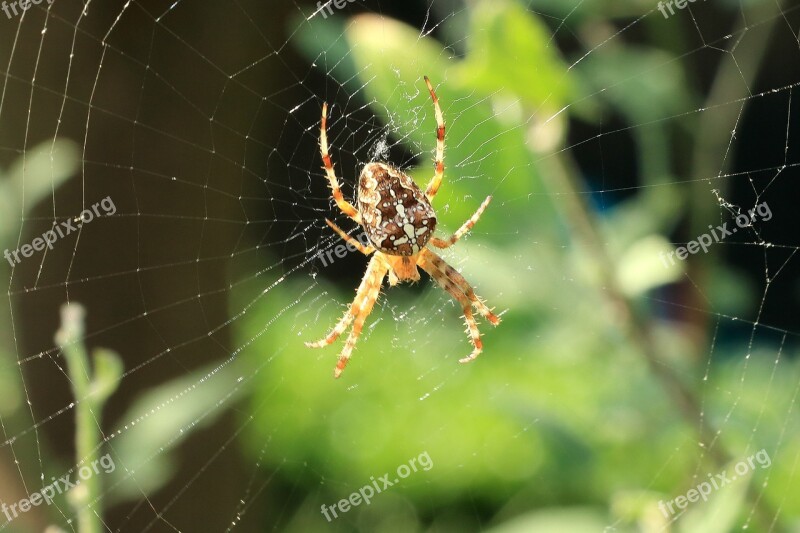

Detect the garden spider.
xmin=307 ymin=76 xmax=501 ymax=378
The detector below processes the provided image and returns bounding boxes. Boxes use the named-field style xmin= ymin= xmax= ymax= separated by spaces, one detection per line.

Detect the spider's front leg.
xmin=324 ymin=219 xmax=374 ymax=256
xmin=423 ymin=76 xmax=445 ymax=200
xmin=429 ymin=196 xmax=492 ymax=249
xmin=320 ymin=102 xmax=362 ymax=224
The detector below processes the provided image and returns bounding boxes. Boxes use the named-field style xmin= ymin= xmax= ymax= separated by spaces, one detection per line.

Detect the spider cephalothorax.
xmin=307 ymin=76 xmax=501 ymax=378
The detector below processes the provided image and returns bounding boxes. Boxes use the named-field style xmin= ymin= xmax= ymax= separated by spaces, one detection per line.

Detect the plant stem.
xmin=540 ymin=154 xmax=782 ymax=531
xmin=55 ymin=303 xmax=101 ymax=533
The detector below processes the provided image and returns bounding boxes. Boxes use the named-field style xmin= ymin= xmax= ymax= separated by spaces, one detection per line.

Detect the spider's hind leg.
xmin=306 ymin=254 xmax=388 ymax=378
xmin=306 ymin=255 xmax=384 ymax=350
xmin=417 ymin=253 xmax=484 ymax=363
xmin=422 ymin=249 xmax=500 ymax=325
xmin=334 ymin=256 xmax=388 ymax=378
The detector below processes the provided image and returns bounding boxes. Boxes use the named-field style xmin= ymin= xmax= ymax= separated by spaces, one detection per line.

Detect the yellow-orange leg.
xmin=320 ymin=103 xmax=361 ymax=224
xmin=429 ymin=195 xmax=492 ymax=249
xmin=418 ymin=254 xmax=483 ymax=363
xmin=306 ymin=254 xmax=385 ymax=351
xmin=324 ymin=219 xmax=375 ymax=256
xmin=333 ymin=256 xmax=387 ymax=378
xmin=423 ymin=76 xmax=445 ymax=200
xmin=422 ymin=248 xmax=501 ymax=326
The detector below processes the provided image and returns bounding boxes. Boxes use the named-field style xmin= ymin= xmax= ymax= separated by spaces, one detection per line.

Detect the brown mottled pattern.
xmin=357 ymin=162 xmax=437 ymax=256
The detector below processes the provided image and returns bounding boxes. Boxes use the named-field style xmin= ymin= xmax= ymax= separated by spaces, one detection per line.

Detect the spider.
xmin=307 ymin=76 xmax=501 ymax=378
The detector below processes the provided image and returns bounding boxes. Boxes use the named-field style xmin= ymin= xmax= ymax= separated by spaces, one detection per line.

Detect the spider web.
xmin=0 ymin=0 xmax=799 ymax=531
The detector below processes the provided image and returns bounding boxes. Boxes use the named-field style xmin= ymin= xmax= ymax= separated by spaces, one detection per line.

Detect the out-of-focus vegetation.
xmin=0 ymin=139 xmax=78 ymax=420
xmin=0 ymin=143 xmax=126 ymax=531
xmin=231 ymin=0 xmax=800 ymax=531
xmin=0 ymin=0 xmax=796 ymax=531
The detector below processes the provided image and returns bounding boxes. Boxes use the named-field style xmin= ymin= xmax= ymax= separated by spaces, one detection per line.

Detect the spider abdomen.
xmin=357 ymin=162 xmax=437 ymax=256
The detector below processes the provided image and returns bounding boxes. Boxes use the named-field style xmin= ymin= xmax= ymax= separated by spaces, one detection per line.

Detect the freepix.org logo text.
xmin=1 ymin=0 xmax=54 ymax=20
xmin=3 ymin=196 xmax=116 ymax=268
xmin=321 ymin=451 xmax=433 ymax=522
xmin=1 ymin=453 xmax=116 ymax=524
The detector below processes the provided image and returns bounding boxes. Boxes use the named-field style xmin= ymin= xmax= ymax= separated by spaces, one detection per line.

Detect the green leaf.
xmin=486 ymin=507 xmax=633 ymax=533
xmin=342 ymin=13 xmax=550 ymax=235
xmin=7 ymin=138 xmax=80 ymax=213
xmin=615 ymin=235 xmax=684 ymax=296
xmin=293 ymin=10 xmax=568 ymax=237
xmin=107 ymin=361 xmax=244 ymax=502
xmin=456 ymin=0 xmax=575 ymax=111
xmin=678 ymin=461 xmax=752 ymax=533
xmin=90 ymin=348 xmax=124 ymax=404
xmin=291 ymin=15 xmax=355 ymax=92
xmin=0 ymin=138 xmax=80 ymax=245
xmin=574 ymin=46 xmax=692 ymax=124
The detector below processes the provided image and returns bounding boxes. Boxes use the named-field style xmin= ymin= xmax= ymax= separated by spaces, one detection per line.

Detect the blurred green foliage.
xmin=233 ymin=0 xmax=800 ymax=531
xmin=0 ymin=142 xmax=133 ymax=531
xmin=0 ymin=138 xmax=79 ymax=417
xmin=1 ymin=0 xmax=796 ymax=532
